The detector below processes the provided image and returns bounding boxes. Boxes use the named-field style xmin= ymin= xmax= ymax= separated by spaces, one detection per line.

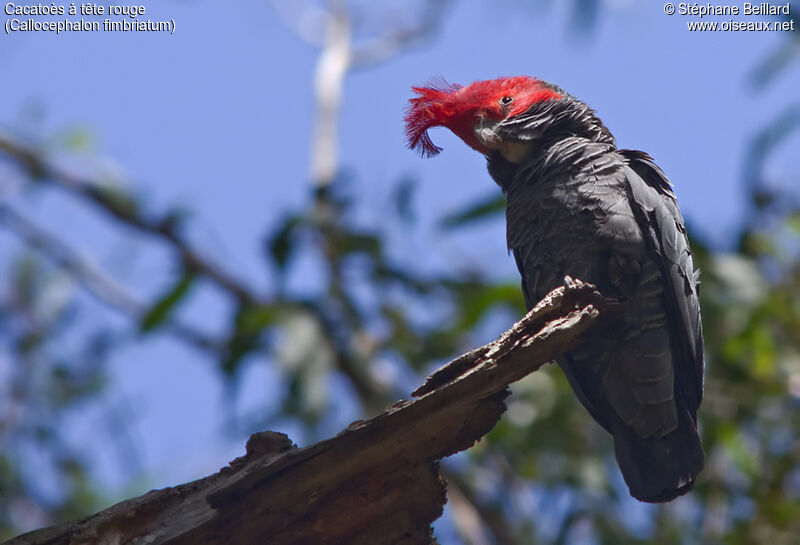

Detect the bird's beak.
xmin=473 ymin=116 xmax=533 ymax=164
xmin=473 ymin=116 xmax=503 ymax=153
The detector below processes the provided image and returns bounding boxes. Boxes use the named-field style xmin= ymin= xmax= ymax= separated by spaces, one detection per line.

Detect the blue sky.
xmin=1 ymin=0 xmax=798 ymax=522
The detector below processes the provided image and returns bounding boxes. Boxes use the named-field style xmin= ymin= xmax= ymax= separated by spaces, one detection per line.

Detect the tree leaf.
xmin=140 ymin=272 xmax=195 ymax=333
xmin=339 ymin=232 xmax=381 ymax=257
xmin=266 ymin=215 xmax=302 ymax=271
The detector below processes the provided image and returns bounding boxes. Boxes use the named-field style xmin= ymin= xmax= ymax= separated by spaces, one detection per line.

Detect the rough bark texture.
xmin=7 ymin=280 xmax=612 ymax=545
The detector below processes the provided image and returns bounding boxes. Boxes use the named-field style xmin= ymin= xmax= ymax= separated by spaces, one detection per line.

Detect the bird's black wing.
xmin=619 ymin=149 xmax=704 ymax=417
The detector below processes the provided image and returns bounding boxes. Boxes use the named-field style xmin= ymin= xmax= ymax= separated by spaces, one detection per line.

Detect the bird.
xmin=405 ymin=76 xmax=705 ymax=502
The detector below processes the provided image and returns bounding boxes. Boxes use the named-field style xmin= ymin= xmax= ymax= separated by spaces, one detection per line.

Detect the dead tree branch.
xmin=0 ymin=202 xmax=222 ymax=353
xmin=0 ymin=135 xmax=262 ymax=307
xmin=5 ymin=280 xmax=612 ymax=545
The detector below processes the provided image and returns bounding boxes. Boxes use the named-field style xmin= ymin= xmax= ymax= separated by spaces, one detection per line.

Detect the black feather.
xmin=488 ymin=90 xmax=705 ymax=502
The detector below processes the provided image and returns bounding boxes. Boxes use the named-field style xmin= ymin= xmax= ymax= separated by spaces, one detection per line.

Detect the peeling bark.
xmin=6 ymin=280 xmax=613 ymax=545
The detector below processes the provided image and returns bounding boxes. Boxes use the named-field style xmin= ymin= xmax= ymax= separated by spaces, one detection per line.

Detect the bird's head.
xmin=405 ymin=76 xmax=562 ymax=163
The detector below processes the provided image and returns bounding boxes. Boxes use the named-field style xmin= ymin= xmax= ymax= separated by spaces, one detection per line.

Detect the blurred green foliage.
xmin=0 ymin=255 xmax=110 ymax=537
xmin=1 ymin=3 xmax=798 ymax=544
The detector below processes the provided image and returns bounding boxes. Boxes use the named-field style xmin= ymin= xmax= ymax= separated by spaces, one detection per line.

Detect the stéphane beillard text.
xmin=678 ymin=3 xmax=791 ymax=17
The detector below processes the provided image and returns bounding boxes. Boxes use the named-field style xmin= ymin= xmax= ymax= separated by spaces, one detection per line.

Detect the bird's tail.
xmin=611 ymin=398 xmax=705 ymax=503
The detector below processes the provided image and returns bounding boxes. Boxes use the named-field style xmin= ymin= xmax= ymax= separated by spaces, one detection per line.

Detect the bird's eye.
xmin=500 ymin=96 xmax=513 ymax=106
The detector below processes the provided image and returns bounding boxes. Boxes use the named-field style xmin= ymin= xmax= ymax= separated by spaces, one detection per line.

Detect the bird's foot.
xmin=563 ymin=276 xmax=585 ymax=290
